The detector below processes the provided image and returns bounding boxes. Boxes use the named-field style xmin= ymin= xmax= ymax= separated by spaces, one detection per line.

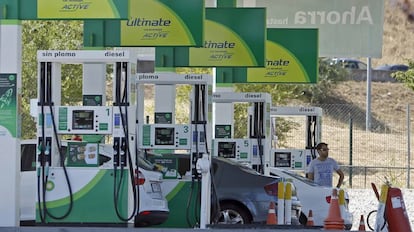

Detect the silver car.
xmin=211 ymin=157 xmax=302 ymax=225
xmin=147 ymin=153 xmax=303 ymax=226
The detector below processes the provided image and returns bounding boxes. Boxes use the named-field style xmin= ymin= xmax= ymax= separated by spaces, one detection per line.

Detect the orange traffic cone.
xmin=324 ymin=189 xmax=345 ymax=230
xmin=266 ymin=201 xmax=278 ymax=225
xmin=306 ymin=209 xmax=314 ymax=226
xmin=358 ymin=215 xmax=366 ymax=231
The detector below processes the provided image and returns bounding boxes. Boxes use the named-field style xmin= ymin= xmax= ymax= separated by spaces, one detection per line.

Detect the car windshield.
xmin=355 ymin=61 xmax=367 ymax=69
xmin=216 ymin=157 xmax=262 ymax=175
xmin=328 ymin=58 xmax=367 ymax=70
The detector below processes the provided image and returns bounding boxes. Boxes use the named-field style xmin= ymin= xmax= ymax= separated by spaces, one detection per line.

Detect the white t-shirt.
xmin=307 ymin=157 xmax=339 ymax=187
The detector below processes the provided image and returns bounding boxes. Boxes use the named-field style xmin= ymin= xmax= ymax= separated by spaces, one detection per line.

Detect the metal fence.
xmin=281 ymin=103 xmax=414 ymax=189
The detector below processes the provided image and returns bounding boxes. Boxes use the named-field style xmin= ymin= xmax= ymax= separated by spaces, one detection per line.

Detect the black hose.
xmin=112 ymin=62 xmax=138 ymax=222
xmin=37 ymin=62 xmax=74 ymax=222
xmin=44 ymin=103 xmax=74 ymax=220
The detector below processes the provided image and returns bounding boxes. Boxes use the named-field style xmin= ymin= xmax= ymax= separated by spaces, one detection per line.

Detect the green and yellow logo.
xmin=189 ymin=20 xmax=256 ymax=66
xmin=247 ymin=41 xmax=309 ymax=83
xmin=38 ymin=0 xmax=121 ymax=19
xmin=121 ymin=0 xmax=195 ymax=46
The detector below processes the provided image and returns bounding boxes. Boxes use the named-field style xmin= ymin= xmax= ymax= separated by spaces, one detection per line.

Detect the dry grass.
xmin=372 ymin=0 xmax=414 ymax=67
xmin=283 ymin=78 xmax=414 ymax=187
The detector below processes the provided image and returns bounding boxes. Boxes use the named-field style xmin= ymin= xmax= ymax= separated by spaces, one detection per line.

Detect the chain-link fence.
xmin=280 ymin=103 xmax=414 ymax=189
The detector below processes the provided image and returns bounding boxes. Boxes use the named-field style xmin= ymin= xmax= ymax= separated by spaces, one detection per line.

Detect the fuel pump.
xmin=268 ymin=106 xmax=322 ymax=171
xmin=211 ymin=92 xmax=271 ymax=174
xmin=135 ymin=72 xmax=213 ymax=228
xmin=35 ymin=50 xmax=137 ymax=225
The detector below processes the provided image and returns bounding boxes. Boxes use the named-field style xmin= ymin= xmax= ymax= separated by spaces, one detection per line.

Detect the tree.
xmin=20 ymin=20 xmax=348 ymax=145
xmin=21 ymin=20 xmax=83 ymax=138
xmin=391 ymin=60 xmax=414 ymax=90
xmin=232 ymin=58 xmax=347 ymax=142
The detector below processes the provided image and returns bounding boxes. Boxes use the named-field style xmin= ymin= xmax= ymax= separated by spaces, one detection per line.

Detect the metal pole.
xmin=364 ymin=167 xmax=367 ymax=188
xmin=366 ymin=57 xmax=372 ymax=131
xmin=349 ymin=115 xmax=353 ymax=188
xmin=407 ymin=104 xmax=411 ymax=188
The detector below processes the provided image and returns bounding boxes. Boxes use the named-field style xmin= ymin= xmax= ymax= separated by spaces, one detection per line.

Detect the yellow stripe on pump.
xmin=379 ymin=184 xmax=388 ymax=203
xmin=284 ymin=182 xmax=292 ymax=200
xmin=278 ymin=181 xmax=285 ymax=200
xmin=375 ymin=184 xmax=389 ymax=232
xmin=338 ymin=189 xmax=345 ymax=205
xmin=277 ymin=181 xmax=285 ymax=225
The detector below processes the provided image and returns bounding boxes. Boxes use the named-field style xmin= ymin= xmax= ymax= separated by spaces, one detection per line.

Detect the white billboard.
xmin=247 ymin=0 xmax=384 ymax=58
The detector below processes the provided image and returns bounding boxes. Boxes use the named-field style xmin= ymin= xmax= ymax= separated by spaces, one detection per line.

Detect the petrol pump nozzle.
xmin=196 ymin=155 xmax=210 ymax=175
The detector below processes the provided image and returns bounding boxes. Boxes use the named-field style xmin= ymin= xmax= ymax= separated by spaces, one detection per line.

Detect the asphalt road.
xmin=0 ymin=225 xmax=357 ymax=232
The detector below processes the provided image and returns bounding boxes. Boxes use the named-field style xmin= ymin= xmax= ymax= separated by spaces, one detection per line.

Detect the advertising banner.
xmin=188 ymin=7 xmax=266 ymax=67
xmin=0 ymin=0 xmax=129 ymax=19
xmin=119 ymin=0 xmax=204 ymax=46
xmin=216 ymin=28 xmax=318 ymax=83
xmin=155 ymin=7 xmax=266 ymax=67
xmin=254 ymin=0 xmax=384 ymax=58
xmin=83 ymin=0 xmax=204 ymax=47
xmin=37 ymin=0 xmax=128 ymax=19
xmin=0 ymin=73 xmax=17 ymax=137
xmin=246 ymin=28 xmax=318 ymax=83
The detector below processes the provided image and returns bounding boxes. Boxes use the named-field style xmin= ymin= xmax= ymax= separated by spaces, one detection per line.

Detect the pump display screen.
xmin=217 ymin=142 xmax=236 ymax=158
xmin=155 ymin=127 xmax=175 ymax=145
xmin=274 ymin=152 xmax=291 ymax=167
xmin=72 ymin=110 xmax=94 ymax=130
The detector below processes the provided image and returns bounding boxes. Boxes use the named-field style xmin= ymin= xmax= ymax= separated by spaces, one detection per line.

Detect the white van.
xmin=268 ymin=167 xmax=353 ymax=230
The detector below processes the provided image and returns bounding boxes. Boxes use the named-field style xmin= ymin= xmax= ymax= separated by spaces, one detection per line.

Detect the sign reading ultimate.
xmin=215 ymin=28 xmax=318 ymax=84
xmin=155 ymin=7 xmax=266 ymax=67
xmin=188 ymin=8 xmax=266 ymax=67
xmin=246 ymin=29 xmax=318 ymax=83
xmin=117 ymin=0 xmax=204 ymax=46
xmin=255 ymin=0 xmax=384 ymax=58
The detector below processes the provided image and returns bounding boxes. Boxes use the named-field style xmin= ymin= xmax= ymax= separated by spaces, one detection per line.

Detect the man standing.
xmin=307 ymin=142 xmax=344 ymax=188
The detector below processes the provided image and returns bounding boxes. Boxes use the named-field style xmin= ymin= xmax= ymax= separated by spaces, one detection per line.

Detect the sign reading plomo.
xmin=37 ymin=0 xmax=129 ymax=19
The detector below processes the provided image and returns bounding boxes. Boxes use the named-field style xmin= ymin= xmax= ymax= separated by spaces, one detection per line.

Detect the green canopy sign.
xmin=216 ymin=28 xmax=318 ymax=83
xmin=83 ymin=0 xmax=204 ymax=47
xmin=156 ymin=7 xmax=266 ymax=67
xmin=120 ymin=0 xmax=204 ymax=46
xmin=0 ymin=0 xmax=129 ymax=19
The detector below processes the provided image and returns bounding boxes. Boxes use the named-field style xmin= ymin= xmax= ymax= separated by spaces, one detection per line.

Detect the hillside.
xmin=330 ymin=80 xmax=414 ymax=130
xmin=326 ymin=0 xmax=414 ymax=129
xmin=372 ymin=0 xmax=414 ymax=67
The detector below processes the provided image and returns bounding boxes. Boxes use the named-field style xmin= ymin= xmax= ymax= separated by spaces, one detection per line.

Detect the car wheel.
xmin=216 ymin=203 xmax=252 ymax=224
